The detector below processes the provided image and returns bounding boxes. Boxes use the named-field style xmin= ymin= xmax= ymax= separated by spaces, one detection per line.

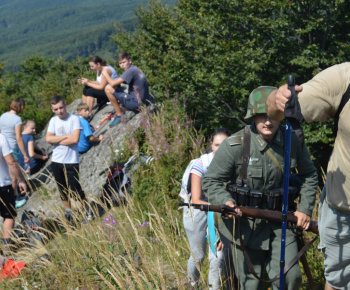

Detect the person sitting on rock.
xmin=102 ymin=52 xmax=153 ymax=127
xmin=19 ymin=120 xmax=49 ymax=176
xmin=77 ymin=103 xmax=103 ymax=154
xmin=78 ymin=56 xmax=119 ymax=117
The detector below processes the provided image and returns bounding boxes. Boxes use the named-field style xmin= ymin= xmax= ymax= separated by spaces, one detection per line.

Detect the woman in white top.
xmin=78 ymin=56 xmax=119 ymax=116
xmin=0 ymin=98 xmax=29 ymax=165
xmin=183 ymin=128 xmax=231 ymax=289
xmin=0 ymin=98 xmax=30 ymax=207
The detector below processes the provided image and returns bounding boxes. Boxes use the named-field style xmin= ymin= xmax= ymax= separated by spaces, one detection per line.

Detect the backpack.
xmin=102 ymin=154 xmax=153 ymax=205
xmin=14 ymin=210 xmax=46 ymax=248
xmin=334 ymin=84 xmax=350 ymax=136
xmin=102 ymin=166 xmax=129 ymax=206
xmin=179 ymin=153 xmax=212 ymax=201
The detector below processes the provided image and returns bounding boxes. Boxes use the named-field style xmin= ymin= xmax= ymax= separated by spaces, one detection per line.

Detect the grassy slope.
xmin=0 ymin=101 xmax=325 ymax=289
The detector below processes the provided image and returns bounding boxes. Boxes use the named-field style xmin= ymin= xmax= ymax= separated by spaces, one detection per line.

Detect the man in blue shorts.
xmin=102 ymin=52 xmax=152 ymax=127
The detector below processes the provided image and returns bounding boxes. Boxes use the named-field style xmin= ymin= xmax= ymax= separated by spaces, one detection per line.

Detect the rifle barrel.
xmin=178 ymin=202 xmax=318 ymax=235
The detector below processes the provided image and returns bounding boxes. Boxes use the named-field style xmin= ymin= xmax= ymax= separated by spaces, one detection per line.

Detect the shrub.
xmin=120 ymin=98 xmax=206 ymax=210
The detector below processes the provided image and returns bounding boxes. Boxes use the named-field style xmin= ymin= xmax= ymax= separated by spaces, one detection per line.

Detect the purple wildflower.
xmin=104 ymin=218 xmax=110 ymax=223
xmin=141 ymin=221 xmax=149 ymax=227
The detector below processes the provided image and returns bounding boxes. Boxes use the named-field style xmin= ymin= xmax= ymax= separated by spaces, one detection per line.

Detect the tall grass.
xmin=0 ymin=99 xmax=325 ymax=289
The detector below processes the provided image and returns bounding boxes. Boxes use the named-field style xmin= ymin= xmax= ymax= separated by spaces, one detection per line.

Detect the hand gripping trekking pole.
xmin=279 ymin=75 xmax=294 ymax=289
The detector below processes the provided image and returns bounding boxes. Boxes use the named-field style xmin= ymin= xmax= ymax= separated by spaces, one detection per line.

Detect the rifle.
xmin=178 ymin=202 xmax=318 ymax=235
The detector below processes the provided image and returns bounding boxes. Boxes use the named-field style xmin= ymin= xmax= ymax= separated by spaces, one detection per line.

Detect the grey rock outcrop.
xmin=20 ymin=100 xmax=156 ymax=218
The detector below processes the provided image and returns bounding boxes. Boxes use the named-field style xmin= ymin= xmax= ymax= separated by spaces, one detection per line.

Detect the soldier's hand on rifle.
xmin=225 ymin=201 xmax=241 ymax=218
xmin=293 ymin=211 xmax=310 ymax=231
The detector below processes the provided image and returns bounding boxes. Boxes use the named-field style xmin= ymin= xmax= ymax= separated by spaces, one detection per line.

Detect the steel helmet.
xmin=244 ymin=86 xmax=277 ymax=119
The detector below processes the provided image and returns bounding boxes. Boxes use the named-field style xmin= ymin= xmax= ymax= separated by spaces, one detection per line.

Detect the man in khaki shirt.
xmin=266 ymin=63 xmax=350 ymax=290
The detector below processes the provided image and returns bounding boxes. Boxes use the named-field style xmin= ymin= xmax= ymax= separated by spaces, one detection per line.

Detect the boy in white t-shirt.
xmin=46 ymin=96 xmax=93 ymax=224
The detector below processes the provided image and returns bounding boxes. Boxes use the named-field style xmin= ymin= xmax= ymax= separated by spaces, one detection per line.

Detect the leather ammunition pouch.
xmin=228 ymin=125 xmax=299 ymax=211
xmin=226 ymin=183 xmax=298 ymax=210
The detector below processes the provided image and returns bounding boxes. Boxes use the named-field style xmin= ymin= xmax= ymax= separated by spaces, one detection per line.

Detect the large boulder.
xmin=20 ymin=100 xmax=157 ymax=218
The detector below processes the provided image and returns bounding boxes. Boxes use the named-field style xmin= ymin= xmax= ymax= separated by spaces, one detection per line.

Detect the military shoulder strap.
xmin=236 ymin=125 xmax=251 ymax=187
xmin=227 ymin=134 xmax=243 ymax=146
xmin=334 ymin=84 xmax=350 ymax=135
xmin=265 ymin=148 xmax=283 ymax=173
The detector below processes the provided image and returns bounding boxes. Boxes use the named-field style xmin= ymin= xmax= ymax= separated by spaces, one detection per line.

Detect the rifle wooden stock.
xmin=179 ymin=202 xmax=319 ymax=235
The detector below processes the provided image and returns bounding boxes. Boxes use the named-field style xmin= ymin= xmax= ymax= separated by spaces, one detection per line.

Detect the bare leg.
xmin=62 ymin=200 xmax=71 ymax=209
xmin=82 ymin=94 xmax=95 ymax=116
xmin=105 ymin=85 xmax=123 ymax=117
xmin=120 ymin=106 xmax=128 ymax=113
xmin=85 ymin=96 xmax=95 ymax=116
xmin=82 ymin=94 xmax=87 ymax=106
xmin=3 ymin=218 xmax=14 ymax=239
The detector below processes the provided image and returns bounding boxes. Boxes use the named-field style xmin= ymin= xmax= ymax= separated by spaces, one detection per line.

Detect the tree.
xmin=0 ymin=56 xmax=91 ymax=131
xmin=112 ymin=0 xmax=350 ymax=141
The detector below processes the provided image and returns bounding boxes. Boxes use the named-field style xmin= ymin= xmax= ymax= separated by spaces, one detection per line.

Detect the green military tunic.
xmin=202 ymin=123 xmax=318 ymax=289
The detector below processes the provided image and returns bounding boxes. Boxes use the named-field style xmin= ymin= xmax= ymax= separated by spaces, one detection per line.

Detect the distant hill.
xmin=0 ymin=0 xmax=173 ymax=69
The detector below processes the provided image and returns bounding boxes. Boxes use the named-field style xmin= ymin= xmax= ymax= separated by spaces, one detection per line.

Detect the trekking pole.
xmin=279 ymin=75 xmax=294 ymax=289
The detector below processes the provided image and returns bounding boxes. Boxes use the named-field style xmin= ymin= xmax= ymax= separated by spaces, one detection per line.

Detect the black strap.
xmin=296 ymin=235 xmax=318 ymax=290
xmin=236 ymin=126 xmax=251 ymax=187
xmin=236 ymin=215 xmax=318 ymax=283
xmin=334 ymin=84 xmax=350 ymax=135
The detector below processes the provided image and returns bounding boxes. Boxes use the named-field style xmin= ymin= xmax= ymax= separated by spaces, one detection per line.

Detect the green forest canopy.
xmin=1 ymin=0 xmax=349 ymax=170
xmin=113 ymin=0 xmax=350 ymax=168
xmin=0 ymin=0 xmax=176 ymax=69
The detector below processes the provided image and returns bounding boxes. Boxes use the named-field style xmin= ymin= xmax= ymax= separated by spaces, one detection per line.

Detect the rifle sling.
xmin=236 ymin=215 xmax=318 ymax=283
xmin=296 ymin=235 xmax=318 ymax=290
xmin=237 ymin=125 xmax=251 ymax=186
xmin=265 ymin=148 xmax=283 ymax=174
xmin=238 ymin=126 xmax=284 ymax=183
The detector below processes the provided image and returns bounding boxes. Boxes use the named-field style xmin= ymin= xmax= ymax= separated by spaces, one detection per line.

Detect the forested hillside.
xmin=0 ymin=0 xmax=173 ymax=69
xmin=114 ymin=0 xmax=350 ymax=170
xmin=1 ymin=0 xmax=349 ymax=169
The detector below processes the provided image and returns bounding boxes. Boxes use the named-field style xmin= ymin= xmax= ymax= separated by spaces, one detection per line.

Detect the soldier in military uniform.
xmin=202 ymin=86 xmax=318 ymax=289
